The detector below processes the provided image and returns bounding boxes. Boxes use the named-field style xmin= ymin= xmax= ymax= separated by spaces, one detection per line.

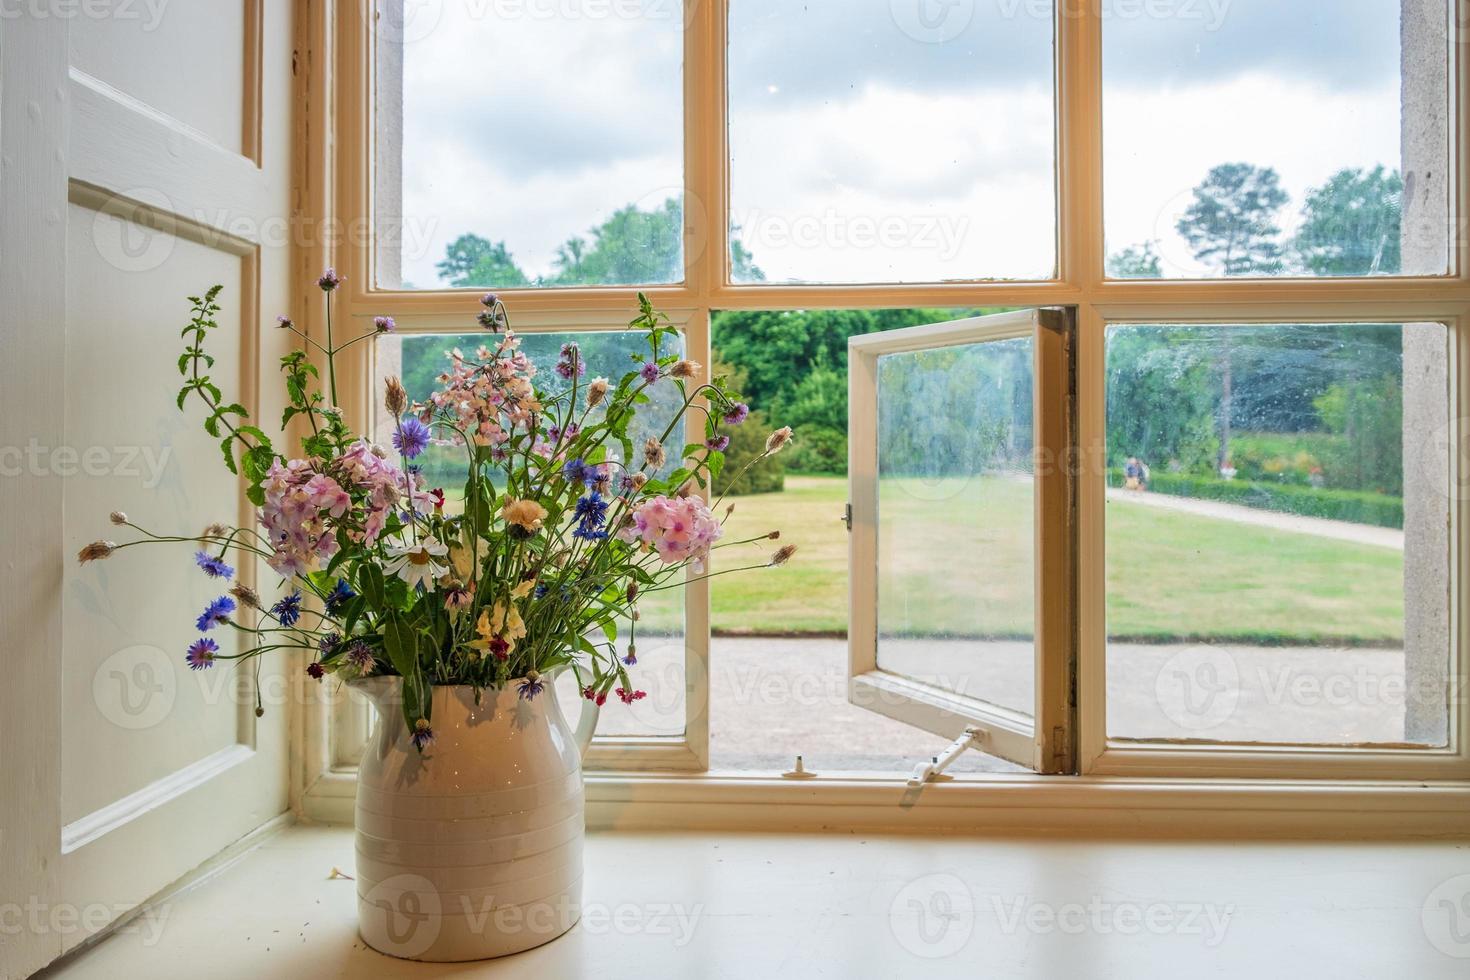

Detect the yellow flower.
xmin=510 ymin=579 xmax=535 ymax=600
xmin=449 ymin=537 xmax=487 ymax=581
xmin=489 ymin=600 xmax=526 ymax=642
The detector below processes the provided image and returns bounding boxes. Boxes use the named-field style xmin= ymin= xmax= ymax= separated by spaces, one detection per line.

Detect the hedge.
xmin=1107 ymin=469 xmax=1403 ymax=529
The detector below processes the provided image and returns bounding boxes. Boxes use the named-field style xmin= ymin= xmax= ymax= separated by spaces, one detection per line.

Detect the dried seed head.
xmin=770 ymin=544 xmax=797 ymax=567
xmin=385 ymin=375 xmax=408 ymax=417
xmin=203 ymin=523 xmax=229 ymax=538
xmin=626 ymin=581 xmax=639 ymax=603
xmin=587 ymin=377 xmax=610 ymax=408
xmin=768 ymin=530 xmax=781 ymax=540
xmin=229 ymin=583 xmax=262 ymax=610
xmin=77 ymin=541 xmax=117 ymax=563
xmin=670 ymin=359 xmax=701 ymax=380
xmin=642 ymin=437 xmax=667 ymax=471
xmin=765 ymin=426 xmax=794 ymax=454
xmin=631 ymin=473 xmax=649 ymax=490
xmin=109 ymin=511 xmax=128 ymax=526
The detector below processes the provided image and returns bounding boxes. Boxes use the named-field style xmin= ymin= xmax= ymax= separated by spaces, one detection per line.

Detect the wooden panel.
xmin=68 ymin=71 xmax=271 ymax=247
xmin=68 ymin=0 xmax=247 ymax=153
xmin=61 ymin=203 xmax=249 ymax=825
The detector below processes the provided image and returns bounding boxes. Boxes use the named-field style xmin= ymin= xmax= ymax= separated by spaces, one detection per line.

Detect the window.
xmin=373 ymin=0 xmax=685 ymax=290
xmin=726 ymin=0 xmax=1057 ymax=283
xmin=1104 ymin=322 xmax=1451 ymax=748
xmin=1103 ymin=0 xmax=1452 ymax=279
xmin=314 ymin=0 xmax=1467 ymax=796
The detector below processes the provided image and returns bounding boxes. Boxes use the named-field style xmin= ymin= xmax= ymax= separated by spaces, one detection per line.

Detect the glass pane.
xmin=374 ymin=330 xmax=687 ymax=738
xmin=727 ymin=0 xmax=1057 ymax=284
xmin=375 ymin=0 xmax=684 ymax=289
xmin=876 ymin=336 xmax=1036 ymax=719
xmin=1104 ymin=323 xmax=1451 ymax=746
xmin=1103 ymin=0 xmax=1452 ymax=278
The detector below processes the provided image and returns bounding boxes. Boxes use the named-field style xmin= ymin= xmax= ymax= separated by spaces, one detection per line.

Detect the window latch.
xmin=842 ymin=503 xmax=852 ymax=532
xmin=907 ymin=727 xmax=984 ymax=787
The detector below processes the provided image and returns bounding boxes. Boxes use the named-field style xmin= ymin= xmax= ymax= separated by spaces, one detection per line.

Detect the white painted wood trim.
xmin=300 ymin=769 xmax=1470 ymax=839
xmin=61 ymin=745 xmax=255 ymax=853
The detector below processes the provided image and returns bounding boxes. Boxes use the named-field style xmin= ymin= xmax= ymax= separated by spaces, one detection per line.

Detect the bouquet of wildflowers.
xmin=79 ymin=273 xmax=794 ymax=748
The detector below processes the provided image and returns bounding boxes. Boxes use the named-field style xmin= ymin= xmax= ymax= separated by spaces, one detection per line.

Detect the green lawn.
xmin=711 ymin=475 xmax=1404 ymax=645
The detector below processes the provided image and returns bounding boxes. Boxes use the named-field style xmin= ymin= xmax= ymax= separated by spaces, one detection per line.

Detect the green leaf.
xmin=219 ymin=437 xmax=238 ymax=474
xmin=359 ymin=563 xmax=386 ymax=608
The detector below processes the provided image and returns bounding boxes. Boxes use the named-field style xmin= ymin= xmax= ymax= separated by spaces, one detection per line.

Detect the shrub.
xmin=1108 ymin=469 xmax=1403 ymax=529
xmin=784 ymin=425 xmax=846 ymax=475
xmin=710 ymin=358 xmax=785 ymax=496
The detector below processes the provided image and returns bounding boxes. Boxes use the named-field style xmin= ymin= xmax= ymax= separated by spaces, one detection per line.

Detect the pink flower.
xmin=618 ymin=494 xmax=723 ymax=571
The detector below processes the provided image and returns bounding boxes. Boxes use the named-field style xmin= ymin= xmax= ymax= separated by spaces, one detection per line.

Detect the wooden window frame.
xmin=294 ymin=0 xmax=1470 ymax=807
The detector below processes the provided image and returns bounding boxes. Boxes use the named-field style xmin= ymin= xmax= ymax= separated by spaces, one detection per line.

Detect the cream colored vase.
xmin=352 ymin=675 xmax=599 ymax=961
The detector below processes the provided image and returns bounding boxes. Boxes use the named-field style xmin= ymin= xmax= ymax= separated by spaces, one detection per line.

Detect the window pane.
xmin=1103 ymin=0 xmax=1452 ymax=278
xmin=876 ymin=337 xmax=1037 ymax=719
xmin=727 ymin=0 xmax=1057 ymax=284
xmin=374 ymin=330 xmax=688 ymax=738
xmin=1104 ymin=323 xmax=1451 ymax=746
xmin=375 ymin=1 xmax=684 ymax=289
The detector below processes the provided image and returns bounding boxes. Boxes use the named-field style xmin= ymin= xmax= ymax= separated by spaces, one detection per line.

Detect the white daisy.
xmin=383 ymin=536 xmax=449 ymax=591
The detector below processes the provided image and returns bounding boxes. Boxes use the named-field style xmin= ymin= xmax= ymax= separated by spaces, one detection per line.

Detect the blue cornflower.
xmin=324 ymin=579 xmax=355 ymax=615
xmin=194 ymin=550 xmax=235 ymax=579
xmin=196 ymin=596 xmax=236 ymax=632
xmin=518 ymin=674 xmax=546 ymax=701
xmin=534 ymin=583 xmax=549 ymax=599
xmin=572 ymin=491 xmax=609 ymax=541
xmin=271 ymin=591 xmax=303 ymax=626
xmin=186 ymin=637 xmax=218 ymax=670
xmin=393 ymin=417 xmax=431 ymax=459
xmin=410 ymin=719 xmax=435 ymax=750
xmin=319 ymin=632 xmax=341 ymax=655
xmin=562 ymin=457 xmax=599 ymax=484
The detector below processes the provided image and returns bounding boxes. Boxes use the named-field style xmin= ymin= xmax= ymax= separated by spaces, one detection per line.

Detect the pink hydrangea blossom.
xmin=618 ymin=494 xmax=723 ymax=571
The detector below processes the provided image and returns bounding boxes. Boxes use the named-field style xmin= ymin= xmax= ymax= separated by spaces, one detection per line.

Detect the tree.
xmin=1106 ymin=241 xmax=1162 ymax=278
xmin=1294 ymin=166 xmax=1402 ymax=276
xmin=436 ymin=234 xmax=530 ymax=288
xmin=1176 ymin=163 xmax=1289 ymax=277
xmin=1176 ymin=163 xmax=1289 ymax=469
xmin=550 ymin=198 xmax=683 ymax=286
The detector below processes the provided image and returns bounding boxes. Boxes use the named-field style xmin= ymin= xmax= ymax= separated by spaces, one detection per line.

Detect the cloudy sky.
xmin=389 ymin=0 xmax=1411 ymax=287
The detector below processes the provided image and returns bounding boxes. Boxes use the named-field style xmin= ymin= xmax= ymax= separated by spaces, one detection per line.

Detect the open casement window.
xmin=847 ymin=309 xmax=1077 ymax=775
